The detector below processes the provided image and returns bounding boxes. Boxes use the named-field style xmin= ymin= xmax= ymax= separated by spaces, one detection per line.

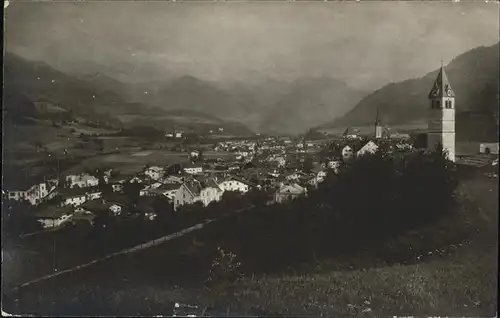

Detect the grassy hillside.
xmin=325 ymin=43 xmax=499 ymax=141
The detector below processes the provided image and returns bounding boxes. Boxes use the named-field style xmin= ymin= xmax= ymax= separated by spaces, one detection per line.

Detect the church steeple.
xmin=374 ymin=107 xmax=381 ymax=126
xmin=374 ymin=107 xmax=383 ymax=139
xmin=428 ymin=64 xmax=455 ymax=99
xmin=427 ymin=61 xmax=456 ymax=162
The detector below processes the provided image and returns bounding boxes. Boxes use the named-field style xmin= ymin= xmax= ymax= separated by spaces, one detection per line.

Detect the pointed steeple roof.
xmin=428 ymin=63 xmax=455 ymax=99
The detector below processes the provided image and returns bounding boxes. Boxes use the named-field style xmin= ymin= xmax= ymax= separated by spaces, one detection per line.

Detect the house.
xmin=109 ymin=204 xmax=123 ymax=216
xmin=7 ymin=190 xmax=26 ymax=201
xmin=144 ymin=166 xmax=165 ymax=181
xmin=175 ymin=131 xmax=184 ymax=138
xmin=129 ymin=176 xmax=143 ymax=184
xmin=273 ymin=183 xmax=307 ymax=204
xmin=341 ymin=145 xmax=354 ymax=162
xmin=190 ymin=150 xmax=201 ymax=159
xmin=150 ymin=184 xmax=181 ymax=202
xmin=285 ymin=171 xmax=306 ymax=182
xmin=218 ymin=176 xmax=252 ymax=194
xmin=140 ymin=182 xmax=163 ymax=196
xmin=268 ymin=169 xmax=280 ymax=178
xmin=479 ymin=143 xmax=499 ymax=155
xmin=112 ymin=183 xmax=124 ymax=192
xmin=86 ymin=189 xmax=102 ymax=201
xmin=35 ymin=205 xmax=74 ymax=229
xmin=165 ymin=132 xmax=174 ymax=138
xmin=7 ymin=181 xmax=52 ymax=206
xmin=62 ymin=193 xmax=87 ymax=207
xmin=183 ymin=163 xmax=203 ymax=175
xmin=173 ymin=178 xmax=223 ymax=211
xmin=357 ymin=141 xmax=379 ymax=157
xmin=163 ymin=175 xmax=184 ymax=184
xmin=61 ymin=187 xmax=100 ymax=207
xmin=65 ymin=173 xmax=99 ymax=189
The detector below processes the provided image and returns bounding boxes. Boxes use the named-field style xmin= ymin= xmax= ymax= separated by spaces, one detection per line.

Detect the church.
xmin=427 ymin=64 xmax=456 ymax=162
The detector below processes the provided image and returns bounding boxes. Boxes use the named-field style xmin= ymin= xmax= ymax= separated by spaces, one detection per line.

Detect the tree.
xmin=96 ymin=169 xmax=112 ymax=195
xmin=123 ymin=181 xmax=143 ymax=207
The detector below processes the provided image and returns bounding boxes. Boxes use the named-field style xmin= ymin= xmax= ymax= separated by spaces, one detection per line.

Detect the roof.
xmin=199 ymin=178 xmax=222 ymax=191
xmin=157 ymin=183 xmax=182 ymax=191
xmin=184 ymin=163 xmax=203 ymax=169
xmin=277 ymin=183 xmax=305 ymax=194
xmin=60 ymin=187 xmax=95 ymax=197
xmin=220 ymin=175 xmax=256 ymax=187
xmin=35 ymin=205 xmax=74 ymax=219
xmin=428 ymin=65 xmax=455 ymax=98
xmin=183 ymin=180 xmax=203 ymax=197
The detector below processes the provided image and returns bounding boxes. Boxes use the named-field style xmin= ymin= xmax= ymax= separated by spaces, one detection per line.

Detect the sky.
xmin=4 ymin=1 xmax=499 ymax=91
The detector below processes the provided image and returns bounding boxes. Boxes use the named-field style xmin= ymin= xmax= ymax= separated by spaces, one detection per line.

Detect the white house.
xmin=183 ymin=164 xmax=203 ymax=175
xmin=36 ymin=206 xmax=74 ymax=229
xmin=175 ymin=131 xmax=184 ymax=138
xmin=7 ymin=180 xmax=59 ymax=206
xmin=327 ymin=160 xmax=341 ymax=173
xmin=144 ymin=166 xmax=165 ymax=181
xmin=285 ymin=172 xmax=306 ymax=182
xmin=112 ymin=183 xmax=124 ymax=192
xmin=273 ymin=183 xmax=307 ymax=204
xmin=190 ymin=150 xmax=201 ymax=159
xmin=341 ymin=145 xmax=354 ymax=162
xmin=63 ymin=194 xmax=87 ymax=207
xmin=218 ymin=177 xmax=252 ymax=194
xmin=268 ymin=170 xmax=280 ymax=178
xmin=109 ymin=204 xmax=123 ymax=216
xmin=357 ymin=141 xmax=379 ymax=157
xmin=139 ymin=182 xmax=163 ymax=196
xmin=163 ymin=175 xmax=184 ymax=184
xmin=479 ymin=143 xmax=499 ymax=155
xmin=86 ymin=190 xmax=102 ymax=201
xmin=173 ymin=178 xmax=223 ymax=211
xmin=129 ymin=176 xmax=143 ymax=184
xmin=66 ymin=174 xmax=99 ymax=189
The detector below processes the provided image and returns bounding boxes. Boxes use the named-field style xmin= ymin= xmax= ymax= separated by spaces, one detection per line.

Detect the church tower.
xmin=374 ymin=108 xmax=383 ymax=139
xmin=427 ymin=64 xmax=456 ymax=162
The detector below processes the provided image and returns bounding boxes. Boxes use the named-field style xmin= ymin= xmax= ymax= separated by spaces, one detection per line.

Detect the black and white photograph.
xmin=2 ymin=0 xmax=499 ymax=316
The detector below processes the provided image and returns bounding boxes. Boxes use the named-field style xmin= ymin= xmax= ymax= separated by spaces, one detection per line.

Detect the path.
xmin=14 ymin=205 xmax=253 ymax=290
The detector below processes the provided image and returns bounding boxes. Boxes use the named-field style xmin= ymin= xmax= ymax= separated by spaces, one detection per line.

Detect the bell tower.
xmin=374 ymin=107 xmax=383 ymax=139
xmin=427 ymin=63 xmax=456 ymax=162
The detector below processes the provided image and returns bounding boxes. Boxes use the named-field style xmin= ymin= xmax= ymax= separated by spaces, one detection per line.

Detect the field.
xmin=2 ymin=172 xmax=497 ymax=316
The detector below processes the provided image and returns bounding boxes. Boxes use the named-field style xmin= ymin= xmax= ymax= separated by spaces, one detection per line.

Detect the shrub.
xmin=206 ymin=247 xmax=243 ymax=286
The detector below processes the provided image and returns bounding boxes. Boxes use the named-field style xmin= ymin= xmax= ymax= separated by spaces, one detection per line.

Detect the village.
xmin=4 ymin=122 xmax=498 ymax=235
xmin=4 ymin=121 xmax=410 ymax=229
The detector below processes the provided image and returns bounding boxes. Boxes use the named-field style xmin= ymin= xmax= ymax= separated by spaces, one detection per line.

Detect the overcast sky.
xmin=5 ymin=1 xmax=499 ymax=91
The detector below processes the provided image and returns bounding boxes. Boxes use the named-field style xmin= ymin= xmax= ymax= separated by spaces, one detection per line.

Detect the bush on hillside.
xmin=205 ymin=246 xmax=243 ymax=286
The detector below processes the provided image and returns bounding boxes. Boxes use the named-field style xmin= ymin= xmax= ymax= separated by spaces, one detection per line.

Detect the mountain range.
xmin=4 ymin=52 xmax=366 ymax=136
xmin=323 ymin=42 xmax=499 ymax=141
xmin=4 ymin=42 xmax=499 ymax=141
xmin=3 ymin=53 xmax=252 ymax=135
